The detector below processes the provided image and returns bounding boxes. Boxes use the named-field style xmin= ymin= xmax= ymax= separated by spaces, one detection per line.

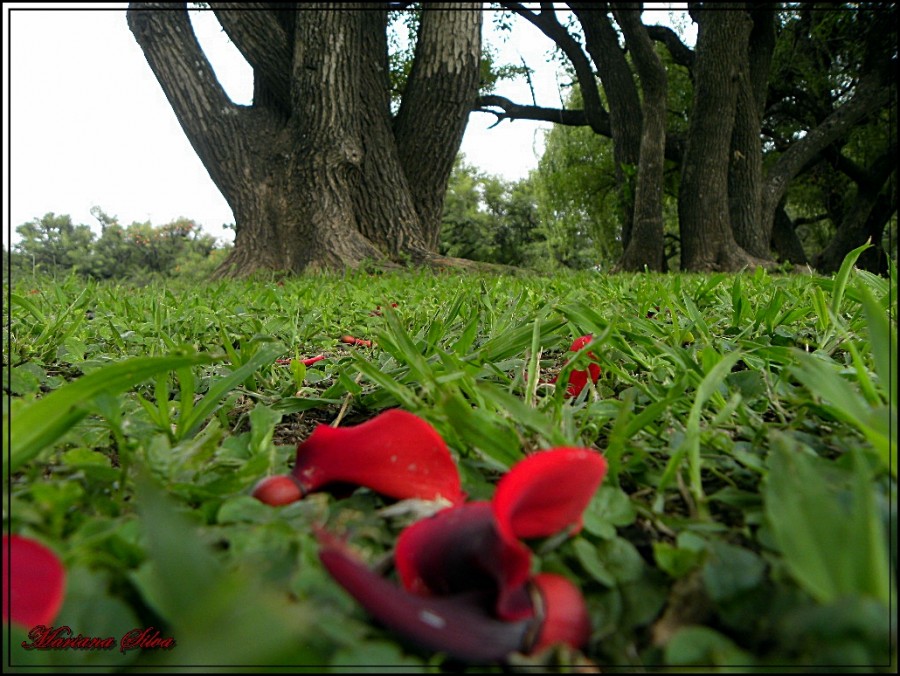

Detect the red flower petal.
xmin=395 ymin=502 xmax=534 ymax=620
xmin=529 ymin=573 xmax=591 ymax=653
xmin=291 ymin=409 xmax=465 ymax=504
xmin=317 ymin=532 xmax=533 ymax=663
xmin=2 ymin=535 xmax=66 ymax=628
xmin=340 ymin=335 xmax=372 ymax=347
xmin=492 ymin=448 xmax=607 ymax=540
xmin=549 ymin=335 xmax=602 ymax=398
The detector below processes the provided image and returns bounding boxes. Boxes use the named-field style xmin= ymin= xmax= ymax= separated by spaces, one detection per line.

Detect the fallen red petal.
xmin=340 ymin=335 xmax=372 ymax=347
xmin=2 ymin=535 xmax=66 ymax=629
xmin=291 ymin=409 xmax=465 ymax=504
xmin=528 ymin=573 xmax=592 ymax=653
xmin=492 ymin=448 xmax=607 ymax=541
xmin=276 ymin=354 xmax=326 ymax=367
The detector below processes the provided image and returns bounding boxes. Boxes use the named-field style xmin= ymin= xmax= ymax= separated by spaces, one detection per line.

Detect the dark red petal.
xmin=318 ymin=534 xmax=533 ymax=663
xmin=291 ymin=409 xmax=465 ymax=504
xmin=251 ymin=474 xmax=304 ymax=505
xmin=528 ymin=573 xmax=591 ymax=653
xmin=492 ymin=448 xmax=607 ymax=540
xmin=2 ymin=535 xmax=66 ymax=628
xmin=395 ymin=502 xmax=534 ymax=620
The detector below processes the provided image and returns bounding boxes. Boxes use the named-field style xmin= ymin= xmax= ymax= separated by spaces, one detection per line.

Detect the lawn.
xmin=4 ymin=245 xmax=896 ymax=671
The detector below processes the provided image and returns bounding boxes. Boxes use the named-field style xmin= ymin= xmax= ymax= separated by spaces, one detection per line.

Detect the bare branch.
xmin=474 ymin=94 xmax=594 ymax=128
xmin=500 ymin=2 xmax=610 ymax=134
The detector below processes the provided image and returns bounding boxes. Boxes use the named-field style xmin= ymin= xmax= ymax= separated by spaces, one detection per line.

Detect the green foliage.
xmin=11 ymin=210 xmax=228 ymax=281
xmin=6 ymin=248 xmax=896 ymax=668
xmin=440 ymin=155 xmax=547 ymax=268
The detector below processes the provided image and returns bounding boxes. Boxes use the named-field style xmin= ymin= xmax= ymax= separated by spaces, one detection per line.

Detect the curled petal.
xmin=318 ymin=533 xmax=533 ymax=663
xmin=2 ymin=535 xmax=66 ymax=628
xmin=493 ymin=448 xmax=607 ymax=541
xmin=528 ymin=573 xmax=591 ymax=653
xmin=291 ymin=409 xmax=465 ymax=504
xmin=395 ymin=502 xmax=534 ymax=620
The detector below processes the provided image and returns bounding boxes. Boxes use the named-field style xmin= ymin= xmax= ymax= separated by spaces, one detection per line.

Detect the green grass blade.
xmin=8 ymin=352 xmax=216 ymax=473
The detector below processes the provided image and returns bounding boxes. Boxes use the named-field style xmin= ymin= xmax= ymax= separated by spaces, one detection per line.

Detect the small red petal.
xmin=493 ymin=448 xmax=607 ymax=540
xmin=340 ymin=335 xmax=372 ymax=347
xmin=291 ymin=409 xmax=465 ymax=504
xmin=529 ymin=573 xmax=591 ymax=653
xmin=251 ymin=474 xmax=304 ymax=505
xmin=302 ymin=355 xmax=326 ymax=366
xmin=318 ymin=533 xmax=534 ymax=663
xmin=2 ymin=535 xmax=66 ymax=628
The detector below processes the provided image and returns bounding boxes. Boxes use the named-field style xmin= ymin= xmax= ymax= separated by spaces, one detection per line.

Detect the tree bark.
xmin=678 ymin=7 xmax=761 ymax=271
xmin=394 ymin=4 xmax=482 ymax=251
xmin=128 ymin=3 xmax=481 ymax=275
xmin=770 ymin=204 xmax=810 ymax=266
xmin=571 ymin=4 xmax=642 ymax=249
xmin=728 ymin=4 xmax=775 ymax=259
xmin=613 ymin=5 xmax=667 ymax=272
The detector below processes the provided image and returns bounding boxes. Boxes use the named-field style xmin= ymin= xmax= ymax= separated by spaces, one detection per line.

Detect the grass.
xmin=4 ymin=246 xmax=897 ymax=671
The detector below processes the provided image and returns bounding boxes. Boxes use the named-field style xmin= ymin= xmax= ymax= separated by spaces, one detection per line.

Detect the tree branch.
xmin=500 ymin=2 xmax=610 ymax=134
xmin=127 ymin=3 xmax=254 ymax=202
xmin=209 ymin=3 xmax=292 ymax=113
xmin=646 ymin=24 xmax=694 ymax=71
xmin=474 ymin=94 xmax=685 ymax=161
xmin=474 ymin=94 xmax=593 ymax=128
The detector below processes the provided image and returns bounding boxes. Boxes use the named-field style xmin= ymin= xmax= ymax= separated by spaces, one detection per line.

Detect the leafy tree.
xmin=12 ymin=211 xmax=225 ymax=281
xmin=440 ymin=157 xmax=544 ymax=267
xmin=476 ymin=3 xmax=896 ymax=273
xmin=14 ymin=213 xmax=95 ymax=274
xmin=128 ymin=3 xmax=482 ymax=275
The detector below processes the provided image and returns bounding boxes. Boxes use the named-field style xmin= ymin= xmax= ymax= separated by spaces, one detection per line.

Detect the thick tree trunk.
xmin=613 ymin=6 xmax=666 ymax=272
xmin=573 ymin=5 xmax=642 ymax=250
xmin=129 ymin=3 xmax=480 ymax=275
xmin=678 ymin=8 xmax=761 ymax=271
xmin=395 ymin=4 xmax=482 ymax=251
xmin=728 ymin=4 xmax=775 ymax=259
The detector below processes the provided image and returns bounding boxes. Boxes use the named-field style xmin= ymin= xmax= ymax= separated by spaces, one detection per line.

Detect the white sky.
xmin=2 ymin=3 xmax=693 ymax=248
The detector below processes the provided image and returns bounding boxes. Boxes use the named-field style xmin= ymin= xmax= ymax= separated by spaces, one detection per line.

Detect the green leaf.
xmin=8 ymin=351 xmax=216 ymax=473
xmin=763 ymin=435 xmax=891 ymax=605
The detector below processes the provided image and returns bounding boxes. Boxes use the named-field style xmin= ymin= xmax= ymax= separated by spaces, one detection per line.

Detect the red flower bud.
xmin=2 ymin=535 xmax=66 ymax=629
xmin=251 ymin=474 xmax=304 ymax=506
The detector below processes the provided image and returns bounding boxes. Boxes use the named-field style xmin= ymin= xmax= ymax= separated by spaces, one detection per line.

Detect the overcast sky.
xmin=3 ymin=3 xmax=693 ymax=248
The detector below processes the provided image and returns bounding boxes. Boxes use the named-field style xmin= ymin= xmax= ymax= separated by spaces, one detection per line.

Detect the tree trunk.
xmin=613 ymin=6 xmax=666 ymax=272
xmin=678 ymin=7 xmax=760 ymax=271
xmin=573 ymin=5 xmax=642 ymax=250
xmin=814 ymin=172 xmax=896 ymax=275
xmin=770 ymin=205 xmax=810 ymax=267
xmin=128 ymin=3 xmax=481 ymax=275
xmin=728 ymin=4 xmax=775 ymax=259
